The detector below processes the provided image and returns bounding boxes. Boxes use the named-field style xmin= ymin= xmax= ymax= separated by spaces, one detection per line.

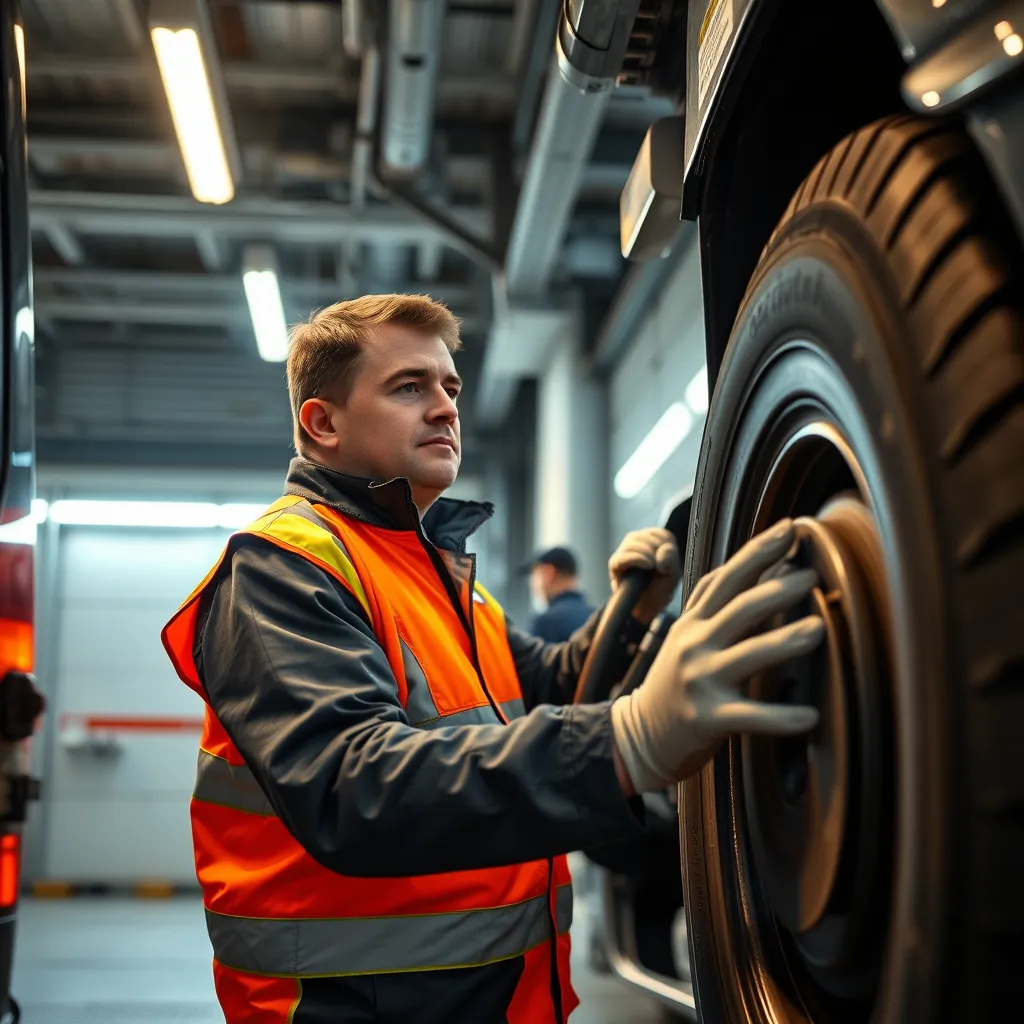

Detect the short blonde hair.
xmin=287 ymin=293 xmax=462 ymax=449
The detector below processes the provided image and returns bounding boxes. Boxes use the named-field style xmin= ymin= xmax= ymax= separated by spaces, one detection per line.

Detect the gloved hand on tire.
xmin=610 ymin=518 xmax=825 ymax=795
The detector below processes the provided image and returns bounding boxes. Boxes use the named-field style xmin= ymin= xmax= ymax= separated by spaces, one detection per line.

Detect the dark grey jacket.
xmin=193 ymin=458 xmax=646 ymax=1021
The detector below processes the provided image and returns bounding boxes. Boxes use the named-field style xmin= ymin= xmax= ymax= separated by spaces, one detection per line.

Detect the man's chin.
xmin=411 ymin=457 xmax=460 ymax=493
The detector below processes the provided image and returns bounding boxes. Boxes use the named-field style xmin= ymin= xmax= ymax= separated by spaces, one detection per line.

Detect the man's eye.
xmin=447 ymin=389 xmax=460 ymax=401
xmin=399 ymin=382 xmax=419 ymax=394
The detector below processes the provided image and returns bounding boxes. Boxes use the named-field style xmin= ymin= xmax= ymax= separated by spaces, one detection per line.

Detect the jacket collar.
xmin=283 ymin=456 xmax=494 ymax=554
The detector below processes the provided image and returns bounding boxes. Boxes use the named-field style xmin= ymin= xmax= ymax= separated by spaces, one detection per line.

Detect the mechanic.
xmin=161 ymin=293 xmax=825 ymax=1024
xmin=523 ymin=545 xmax=596 ymax=642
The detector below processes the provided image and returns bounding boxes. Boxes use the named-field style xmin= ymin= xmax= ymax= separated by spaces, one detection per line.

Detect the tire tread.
xmin=758 ymin=114 xmax=1024 ymax=1019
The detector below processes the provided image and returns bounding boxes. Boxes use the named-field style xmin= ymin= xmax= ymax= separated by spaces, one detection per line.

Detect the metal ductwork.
xmin=476 ymin=1 xmax=646 ymax=427
xmin=379 ymin=0 xmax=447 ymax=179
xmin=557 ymin=0 xmax=644 ymax=93
xmin=503 ymin=63 xmax=611 ymax=296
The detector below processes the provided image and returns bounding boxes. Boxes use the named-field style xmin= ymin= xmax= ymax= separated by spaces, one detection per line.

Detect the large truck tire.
xmin=679 ymin=115 xmax=1024 ymax=1023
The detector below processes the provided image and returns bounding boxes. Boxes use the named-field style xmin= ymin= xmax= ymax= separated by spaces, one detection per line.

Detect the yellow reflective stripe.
xmin=249 ymin=495 xmax=305 ymax=524
xmin=473 ymin=580 xmax=504 ymax=618
xmin=245 ymin=504 xmax=371 ymax=618
xmin=286 ymin=979 xmax=303 ymax=1024
xmin=206 ymin=893 xmax=554 ymax=977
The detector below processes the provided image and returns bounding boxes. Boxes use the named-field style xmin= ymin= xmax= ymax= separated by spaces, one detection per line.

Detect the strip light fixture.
xmin=614 ymin=402 xmax=694 ymax=500
xmin=242 ymin=245 xmax=290 ymax=362
xmin=613 ymin=363 xmax=710 ymax=501
xmin=149 ymin=0 xmax=239 ymax=205
xmin=29 ymin=500 xmax=270 ymax=530
xmin=684 ymin=363 xmax=709 ymax=414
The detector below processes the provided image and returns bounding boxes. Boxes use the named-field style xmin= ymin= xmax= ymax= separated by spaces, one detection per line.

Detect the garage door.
xmin=43 ymin=527 xmax=231 ymax=885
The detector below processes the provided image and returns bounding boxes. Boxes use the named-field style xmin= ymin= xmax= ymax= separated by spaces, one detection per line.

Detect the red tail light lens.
xmin=0 ymin=834 xmax=19 ymax=907
xmin=0 ymin=511 xmax=34 ymax=677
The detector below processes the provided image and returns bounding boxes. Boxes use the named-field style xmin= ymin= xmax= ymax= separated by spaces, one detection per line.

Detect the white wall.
xmin=533 ymin=308 xmax=610 ymax=607
xmin=609 ymin=236 xmax=707 ymax=547
xmin=43 ymin=528 xmax=227 ymax=884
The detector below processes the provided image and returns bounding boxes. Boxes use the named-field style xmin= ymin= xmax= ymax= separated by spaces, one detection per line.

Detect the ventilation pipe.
xmin=379 ymin=0 xmax=447 ymax=179
xmin=476 ymin=1 xmax=646 ymax=427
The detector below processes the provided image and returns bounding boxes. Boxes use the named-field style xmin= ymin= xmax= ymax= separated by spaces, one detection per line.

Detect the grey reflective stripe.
xmin=206 ymin=892 xmax=553 ymax=977
xmin=556 ymin=882 xmax=573 ymax=935
xmin=401 ymin=639 xmax=441 ymax=726
xmin=414 ymin=704 xmax=500 ymax=729
xmin=499 ymin=697 xmax=525 ymax=721
xmin=438 ymin=549 xmax=473 ymax=593
xmin=193 ymin=750 xmax=275 ymax=817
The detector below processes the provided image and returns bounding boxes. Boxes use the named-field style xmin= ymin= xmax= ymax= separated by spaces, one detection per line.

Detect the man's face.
xmin=530 ymin=563 xmax=556 ymax=605
xmin=305 ymin=324 xmax=462 ymax=510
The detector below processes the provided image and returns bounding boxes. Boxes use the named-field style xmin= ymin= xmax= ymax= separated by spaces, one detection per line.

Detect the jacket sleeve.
xmin=195 ymin=541 xmax=645 ymax=878
xmin=506 ymin=605 xmax=649 ymax=711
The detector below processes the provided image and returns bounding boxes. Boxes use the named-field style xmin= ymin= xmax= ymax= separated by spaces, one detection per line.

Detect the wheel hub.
xmin=742 ymin=496 xmax=890 ymax=995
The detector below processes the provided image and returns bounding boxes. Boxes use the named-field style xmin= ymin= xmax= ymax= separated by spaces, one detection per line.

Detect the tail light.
xmin=0 ymin=509 xmax=33 ymax=679
xmin=0 ymin=836 xmax=18 ymax=908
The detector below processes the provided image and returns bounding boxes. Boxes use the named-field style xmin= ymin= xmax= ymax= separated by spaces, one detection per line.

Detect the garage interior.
xmin=7 ymin=0 xmax=1024 ymax=1021
xmin=13 ymin=1 xmax=708 ymax=1022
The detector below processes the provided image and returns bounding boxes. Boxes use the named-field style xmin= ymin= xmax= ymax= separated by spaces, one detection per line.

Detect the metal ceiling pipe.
xmin=504 ymin=0 xmax=652 ymax=294
xmin=502 ymin=59 xmax=611 ymax=295
xmin=342 ymin=0 xmax=381 ymax=209
xmin=477 ymin=1 xmax=643 ymax=427
xmin=351 ymin=46 xmax=381 ymax=209
xmin=379 ymin=0 xmax=446 ymax=179
xmin=342 ymin=0 xmax=375 ymax=59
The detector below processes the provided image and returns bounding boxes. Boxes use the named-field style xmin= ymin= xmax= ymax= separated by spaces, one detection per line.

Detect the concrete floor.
xmin=11 ymin=884 xmax=666 ymax=1023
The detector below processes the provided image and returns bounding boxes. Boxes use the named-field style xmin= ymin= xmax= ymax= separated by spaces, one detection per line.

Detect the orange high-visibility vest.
xmin=162 ymin=496 xmax=577 ymax=1023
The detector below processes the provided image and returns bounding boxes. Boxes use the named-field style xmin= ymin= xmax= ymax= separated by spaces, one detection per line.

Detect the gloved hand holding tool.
xmin=609 ymin=518 xmax=824 ymax=795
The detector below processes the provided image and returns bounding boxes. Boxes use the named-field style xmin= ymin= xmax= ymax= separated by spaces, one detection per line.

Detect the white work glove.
xmin=611 ymin=518 xmax=824 ymax=794
xmin=608 ymin=527 xmax=681 ymax=624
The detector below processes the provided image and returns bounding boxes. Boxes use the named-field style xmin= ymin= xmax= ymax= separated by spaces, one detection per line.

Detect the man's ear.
xmin=299 ymin=398 xmax=341 ymax=449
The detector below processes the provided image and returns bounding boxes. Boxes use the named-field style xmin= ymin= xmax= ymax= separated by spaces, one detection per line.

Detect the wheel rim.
xmin=705 ymin=345 xmax=900 ymax=1021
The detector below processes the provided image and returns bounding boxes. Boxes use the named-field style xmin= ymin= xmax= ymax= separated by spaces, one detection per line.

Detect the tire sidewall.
xmin=681 ymin=217 xmax=952 ymax=1023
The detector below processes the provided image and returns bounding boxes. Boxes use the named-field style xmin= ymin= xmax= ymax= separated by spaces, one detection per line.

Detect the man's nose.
xmin=428 ymin=388 xmax=458 ymax=423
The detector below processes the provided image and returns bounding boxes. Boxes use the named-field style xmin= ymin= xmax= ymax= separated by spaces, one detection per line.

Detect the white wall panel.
xmin=46 ymin=798 xmax=196 ymax=882
xmin=44 ymin=528 xmax=229 ymax=884
xmin=532 ymin=312 xmax=610 ymax=606
xmin=609 ymin=237 xmax=707 ymax=548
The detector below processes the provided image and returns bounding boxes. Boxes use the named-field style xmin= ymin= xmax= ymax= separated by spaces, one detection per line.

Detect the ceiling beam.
xmin=34 ymin=267 xmax=478 ymax=308
xmin=34 ymin=294 xmax=487 ymax=333
xmin=30 ymin=189 xmax=491 ymax=247
xmin=35 ymin=299 xmax=248 ymax=328
xmin=26 ymin=55 xmax=518 ymax=116
xmin=40 ymin=222 xmax=85 ymax=265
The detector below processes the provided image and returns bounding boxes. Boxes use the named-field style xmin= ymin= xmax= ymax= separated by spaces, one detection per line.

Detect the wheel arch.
xmin=694 ymin=0 xmax=909 ymax=396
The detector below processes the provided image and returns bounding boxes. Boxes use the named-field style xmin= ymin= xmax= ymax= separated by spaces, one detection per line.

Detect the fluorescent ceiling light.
xmin=49 ymin=500 xmax=222 ymax=528
xmin=0 ymin=515 xmax=36 ymax=547
xmin=44 ymin=500 xmax=272 ymax=529
xmin=614 ymin=402 xmax=694 ymax=500
xmin=242 ymin=245 xmax=290 ymax=362
xmin=0 ymin=500 xmax=50 ymax=546
xmin=685 ymin=364 xmax=709 ymax=415
xmin=217 ymin=503 xmax=274 ymax=529
xmin=150 ymin=22 xmax=234 ymax=204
